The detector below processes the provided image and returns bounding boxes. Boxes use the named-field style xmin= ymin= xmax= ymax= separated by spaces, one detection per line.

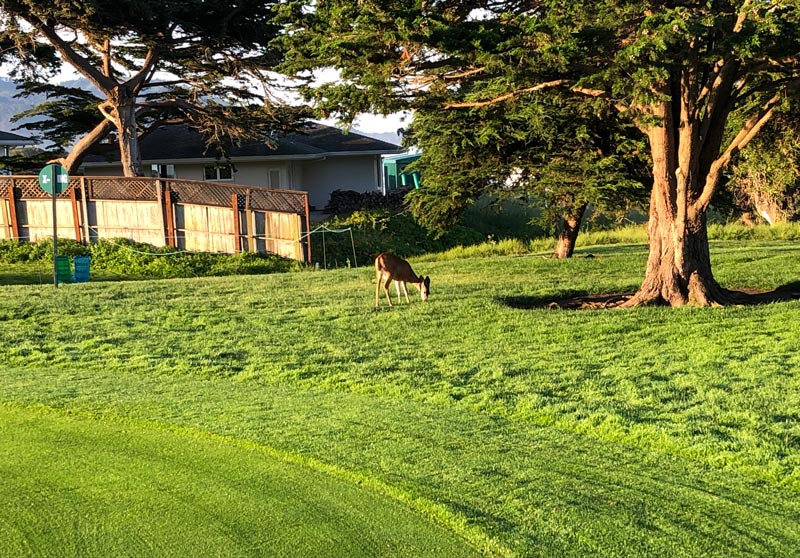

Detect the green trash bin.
xmin=56 ymin=255 xmax=72 ymax=284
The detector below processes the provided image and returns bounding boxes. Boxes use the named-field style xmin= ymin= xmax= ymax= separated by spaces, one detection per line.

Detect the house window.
xmin=150 ymin=164 xmax=175 ymax=178
xmin=267 ymin=169 xmax=282 ymax=188
xmin=204 ymin=163 xmax=233 ymax=181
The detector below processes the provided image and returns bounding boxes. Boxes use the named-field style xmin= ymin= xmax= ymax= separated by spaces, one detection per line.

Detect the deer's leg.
xmin=400 ymin=281 xmax=410 ymax=303
xmin=382 ymin=274 xmax=394 ymax=307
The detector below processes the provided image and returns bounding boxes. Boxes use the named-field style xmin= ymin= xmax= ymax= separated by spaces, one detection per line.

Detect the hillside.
xmin=0 ymin=78 xmax=37 ymax=134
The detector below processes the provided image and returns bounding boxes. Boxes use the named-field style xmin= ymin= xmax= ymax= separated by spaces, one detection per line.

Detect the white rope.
xmin=299 ymin=225 xmax=358 ymax=268
xmin=298 ymin=225 xmax=354 ymax=240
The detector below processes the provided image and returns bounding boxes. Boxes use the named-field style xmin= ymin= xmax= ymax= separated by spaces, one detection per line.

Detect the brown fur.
xmin=374 ymin=252 xmax=430 ymax=307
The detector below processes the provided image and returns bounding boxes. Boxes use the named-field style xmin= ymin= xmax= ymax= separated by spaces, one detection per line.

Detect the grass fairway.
xmin=0 ymin=405 xmax=480 ymax=557
xmin=1 ymin=240 xmax=800 ymax=557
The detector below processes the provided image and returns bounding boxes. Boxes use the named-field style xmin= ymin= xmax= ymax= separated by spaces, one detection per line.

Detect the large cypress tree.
xmin=279 ymin=0 xmax=800 ymax=306
xmin=1 ymin=0 xmax=307 ymax=175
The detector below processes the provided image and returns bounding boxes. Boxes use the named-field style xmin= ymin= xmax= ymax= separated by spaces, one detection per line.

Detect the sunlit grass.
xmin=2 ymin=239 xmax=800 ymax=557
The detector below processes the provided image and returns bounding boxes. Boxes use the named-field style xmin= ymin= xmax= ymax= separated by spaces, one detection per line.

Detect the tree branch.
xmin=695 ymin=78 xmax=800 ymax=211
xmin=444 ymin=80 xmax=571 ymax=108
xmin=34 ymin=23 xmax=115 ymax=94
xmin=51 ymin=118 xmax=113 ymax=173
xmin=127 ymin=42 xmax=162 ymax=95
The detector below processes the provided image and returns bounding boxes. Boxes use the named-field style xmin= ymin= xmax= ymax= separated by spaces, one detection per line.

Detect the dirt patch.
xmin=500 ymin=293 xmax=632 ymax=310
xmin=500 ymin=285 xmax=800 ymax=310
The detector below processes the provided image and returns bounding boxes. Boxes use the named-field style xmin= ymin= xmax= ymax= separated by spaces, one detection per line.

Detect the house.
xmin=80 ymin=123 xmax=403 ymax=210
xmin=382 ymin=152 xmax=422 ymax=194
xmin=0 ymin=130 xmax=36 ymax=157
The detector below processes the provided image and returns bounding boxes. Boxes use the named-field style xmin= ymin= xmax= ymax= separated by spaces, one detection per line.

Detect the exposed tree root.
xmin=545 ymin=285 xmax=800 ymax=310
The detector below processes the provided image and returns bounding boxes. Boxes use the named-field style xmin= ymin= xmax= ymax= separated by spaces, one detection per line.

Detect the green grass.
xmin=2 ymin=240 xmax=800 ymax=557
xmin=0 ymin=406 xmax=478 ymax=558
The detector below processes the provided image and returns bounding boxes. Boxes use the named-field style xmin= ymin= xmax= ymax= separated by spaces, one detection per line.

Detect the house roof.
xmin=0 ymin=131 xmax=36 ymax=146
xmin=83 ymin=122 xmax=402 ymax=165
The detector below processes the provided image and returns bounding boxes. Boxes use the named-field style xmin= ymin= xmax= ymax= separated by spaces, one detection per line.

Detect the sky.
xmin=0 ymin=62 xmax=408 ymax=139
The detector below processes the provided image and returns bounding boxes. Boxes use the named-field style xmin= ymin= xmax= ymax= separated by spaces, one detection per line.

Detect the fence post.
xmin=231 ymin=193 xmax=240 ymax=254
xmin=69 ymin=184 xmax=82 ymax=243
xmin=80 ymin=177 xmax=91 ymax=243
xmin=156 ymin=180 xmax=168 ymax=248
xmin=304 ymin=192 xmax=312 ymax=263
xmin=164 ymin=183 xmax=176 ymax=248
xmin=7 ymin=181 xmax=18 ymax=240
xmin=245 ymin=189 xmax=255 ymax=252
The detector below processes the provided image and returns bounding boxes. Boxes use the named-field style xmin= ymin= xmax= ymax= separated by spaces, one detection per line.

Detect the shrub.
xmin=0 ymin=238 xmax=89 ymax=263
xmin=323 ymin=189 xmax=409 ymax=215
xmin=310 ymin=209 xmax=485 ymax=268
xmin=0 ymin=238 xmax=301 ymax=280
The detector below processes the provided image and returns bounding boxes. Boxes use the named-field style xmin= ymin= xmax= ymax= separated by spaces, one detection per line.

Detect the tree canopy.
xmin=280 ymin=0 xmax=800 ymax=305
xmin=0 ymin=0 xmax=308 ymax=175
xmin=403 ymin=90 xmax=650 ymax=258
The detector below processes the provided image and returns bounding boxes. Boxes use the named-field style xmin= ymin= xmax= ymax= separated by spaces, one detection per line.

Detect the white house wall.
xmin=298 ymin=155 xmax=381 ymax=209
xmin=82 ymin=154 xmax=383 ymax=211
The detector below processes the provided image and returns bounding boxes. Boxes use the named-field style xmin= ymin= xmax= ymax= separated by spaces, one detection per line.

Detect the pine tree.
xmin=1 ymin=0 xmax=308 ymax=175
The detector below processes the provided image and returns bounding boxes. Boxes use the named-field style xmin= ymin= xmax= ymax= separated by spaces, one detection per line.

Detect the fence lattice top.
xmin=0 ymin=176 xmax=308 ymax=215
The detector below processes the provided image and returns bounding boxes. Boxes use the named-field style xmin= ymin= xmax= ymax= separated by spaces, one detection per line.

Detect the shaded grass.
xmin=2 ymin=240 xmax=800 ymax=556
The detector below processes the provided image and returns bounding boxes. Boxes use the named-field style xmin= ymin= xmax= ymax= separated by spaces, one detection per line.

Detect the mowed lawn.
xmin=1 ymin=240 xmax=800 ymax=557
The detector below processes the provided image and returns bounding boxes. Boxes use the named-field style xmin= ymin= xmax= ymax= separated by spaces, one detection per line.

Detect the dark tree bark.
xmin=552 ymin=203 xmax=588 ymax=259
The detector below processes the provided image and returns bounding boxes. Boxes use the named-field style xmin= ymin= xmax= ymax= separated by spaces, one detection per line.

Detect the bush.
xmin=0 ymin=238 xmax=301 ymax=280
xmin=310 ymin=209 xmax=485 ymax=268
xmin=323 ymin=189 xmax=409 ymax=215
xmin=0 ymin=238 xmax=89 ymax=263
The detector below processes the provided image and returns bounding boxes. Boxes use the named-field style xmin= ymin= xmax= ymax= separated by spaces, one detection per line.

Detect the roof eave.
xmin=81 ymin=150 xmax=402 ymax=167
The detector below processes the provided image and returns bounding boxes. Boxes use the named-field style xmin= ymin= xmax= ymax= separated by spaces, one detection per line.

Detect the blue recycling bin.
xmin=73 ymin=256 xmax=91 ymax=283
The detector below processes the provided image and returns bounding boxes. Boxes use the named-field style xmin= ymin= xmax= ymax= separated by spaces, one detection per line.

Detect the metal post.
xmin=52 ymin=166 xmax=58 ymax=289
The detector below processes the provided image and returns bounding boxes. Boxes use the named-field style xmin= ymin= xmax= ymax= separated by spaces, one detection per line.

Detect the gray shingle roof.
xmin=0 ymin=131 xmax=35 ymax=144
xmin=85 ymin=123 xmax=401 ymax=163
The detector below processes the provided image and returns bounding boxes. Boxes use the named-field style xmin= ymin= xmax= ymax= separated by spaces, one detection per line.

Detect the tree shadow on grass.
xmin=498 ymin=281 xmax=800 ymax=310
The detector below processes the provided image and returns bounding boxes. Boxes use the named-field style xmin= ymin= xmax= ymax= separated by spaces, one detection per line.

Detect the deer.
xmin=374 ymin=252 xmax=431 ymax=307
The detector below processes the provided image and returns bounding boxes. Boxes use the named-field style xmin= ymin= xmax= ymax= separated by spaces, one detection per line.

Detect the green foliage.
xmin=0 ymin=238 xmax=299 ymax=279
xmin=728 ymin=106 xmax=800 ymax=222
xmin=280 ymin=0 xmax=800 ymax=290
xmin=1 ymin=0 xmax=310 ymax=173
xmin=310 ymin=209 xmax=485 ymax=268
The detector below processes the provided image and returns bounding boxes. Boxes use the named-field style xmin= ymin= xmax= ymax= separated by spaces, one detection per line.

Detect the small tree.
xmin=1 ymin=0 xmax=307 ymax=176
xmin=404 ymin=92 xmax=649 ymax=258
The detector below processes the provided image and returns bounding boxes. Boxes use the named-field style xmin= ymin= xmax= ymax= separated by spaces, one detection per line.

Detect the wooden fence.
xmin=0 ymin=176 xmax=311 ymax=262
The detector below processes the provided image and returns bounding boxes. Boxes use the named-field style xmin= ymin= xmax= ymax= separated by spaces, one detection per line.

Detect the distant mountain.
xmin=0 ymin=78 xmax=37 ymax=134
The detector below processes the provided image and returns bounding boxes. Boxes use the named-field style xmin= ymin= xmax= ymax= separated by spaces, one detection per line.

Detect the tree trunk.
xmin=622 ymin=98 xmax=745 ymax=308
xmin=100 ymin=85 xmax=145 ymax=177
xmin=552 ymin=203 xmax=587 ymax=259
xmin=622 ymin=163 xmax=742 ymax=307
xmin=116 ymin=101 xmax=144 ymax=177
xmin=56 ymin=119 xmax=114 ymax=174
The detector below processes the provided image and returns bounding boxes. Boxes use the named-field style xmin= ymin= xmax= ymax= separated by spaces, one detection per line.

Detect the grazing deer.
xmin=374 ymin=252 xmax=431 ymax=307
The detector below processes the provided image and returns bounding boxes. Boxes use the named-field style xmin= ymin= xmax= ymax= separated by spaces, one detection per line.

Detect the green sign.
xmin=38 ymin=164 xmax=69 ymax=195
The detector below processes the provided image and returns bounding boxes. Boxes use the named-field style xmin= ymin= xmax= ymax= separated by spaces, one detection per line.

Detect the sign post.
xmin=38 ymin=164 xmax=69 ymax=288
